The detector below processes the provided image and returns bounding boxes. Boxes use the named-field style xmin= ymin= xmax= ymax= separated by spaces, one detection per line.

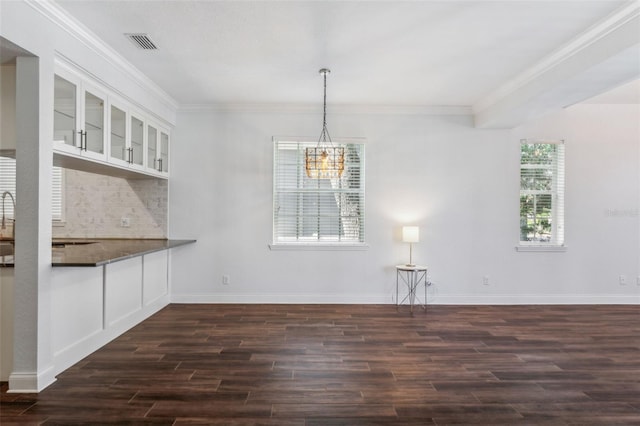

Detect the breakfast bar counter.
xmin=0 ymin=238 xmax=196 ymax=382
xmin=0 ymin=238 xmax=195 ymax=267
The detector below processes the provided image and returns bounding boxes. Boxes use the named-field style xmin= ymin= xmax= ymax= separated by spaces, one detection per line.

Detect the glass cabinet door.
xmin=160 ymin=131 xmax=169 ymax=173
xmin=110 ymin=105 xmax=126 ymax=162
xmin=147 ymin=125 xmax=158 ymax=170
xmin=54 ymin=67 xmax=169 ymax=177
xmin=53 ymin=75 xmax=77 ymax=147
xmin=130 ymin=115 xmax=144 ymax=167
xmin=84 ymin=90 xmax=105 ymax=155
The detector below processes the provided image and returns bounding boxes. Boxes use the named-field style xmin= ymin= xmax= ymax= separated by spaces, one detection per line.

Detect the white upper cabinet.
xmin=53 ymin=74 xmax=78 ymax=149
xmin=147 ymin=123 xmax=158 ymax=170
xmin=159 ymin=130 xmax=169 ymax=175
xmin=129 ymin=113 xmax=145 ymax=171
xmin=108 ymin=99 xmax=145 ymax=172
xmin=54 ymin=62 xmax=170 ymax=179
xmin=108 ymin=101 xmax=127 ymax=165
xmin=53 ymin=70 xmax=107 ymax=162
xmin=83 ymin=85 xmax=107 ymax=159
xmin=146 ymin=122 xmax=170 ymax=177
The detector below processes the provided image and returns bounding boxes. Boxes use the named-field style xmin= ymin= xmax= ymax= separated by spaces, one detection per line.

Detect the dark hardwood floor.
xmin=2 ymin=304 xmax=639 ymax=425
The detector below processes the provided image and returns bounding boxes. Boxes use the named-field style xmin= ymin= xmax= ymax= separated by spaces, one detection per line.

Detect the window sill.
xmin=269 ymin=243 xmax=369 ymax=251
xmin=515 ymin=245 xmax=567 ymax=252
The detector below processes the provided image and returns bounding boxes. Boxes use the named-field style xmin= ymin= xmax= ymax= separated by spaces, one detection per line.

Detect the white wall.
xmin=512 ymin=104 xmax=640 ymax=301
xmin=169 ymin=103 xmax=639 ymax=304
xmin=0 ymin=63 xmax=16 ymax=151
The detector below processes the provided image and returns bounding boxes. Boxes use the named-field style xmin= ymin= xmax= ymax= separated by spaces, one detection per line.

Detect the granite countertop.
xmin=0 ymin=238 xmax=196 ymax=267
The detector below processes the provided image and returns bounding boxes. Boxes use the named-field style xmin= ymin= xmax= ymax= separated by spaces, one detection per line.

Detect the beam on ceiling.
xmin=473 ymin=2 xmax=640 ymax=129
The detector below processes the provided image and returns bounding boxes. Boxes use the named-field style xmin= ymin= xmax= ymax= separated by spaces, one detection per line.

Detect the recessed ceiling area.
xmin=55 ymin=0 xmax=639 ymax=122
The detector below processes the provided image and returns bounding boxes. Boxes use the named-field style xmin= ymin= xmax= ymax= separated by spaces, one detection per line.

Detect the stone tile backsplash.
xmin=53 ymin=169 xmax=167 ymax=239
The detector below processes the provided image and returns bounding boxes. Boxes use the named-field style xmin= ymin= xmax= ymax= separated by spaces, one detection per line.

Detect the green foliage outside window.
xmin=520 ymin=143 xmax=559 ymax=243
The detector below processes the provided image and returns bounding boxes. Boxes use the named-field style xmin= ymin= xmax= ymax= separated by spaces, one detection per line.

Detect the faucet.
xmin=1 ymin=191 xmax=16 ymax=241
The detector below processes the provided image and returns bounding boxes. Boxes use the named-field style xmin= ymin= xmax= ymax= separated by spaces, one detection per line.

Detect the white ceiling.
xmin=55 ymin=0 xmax=638 ymax=111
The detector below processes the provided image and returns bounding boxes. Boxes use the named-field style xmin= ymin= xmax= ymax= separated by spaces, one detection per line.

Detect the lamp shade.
xmin=402 ymin=226 xmax=419 ymax=243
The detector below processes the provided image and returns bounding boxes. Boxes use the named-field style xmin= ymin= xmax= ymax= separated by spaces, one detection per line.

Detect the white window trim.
xmin=517 ymin=139 xmax=565 ymax=251
xmin=515 ymin=245 xmax=567 ymax=252
xmin=269 ymin=243 xmax=369 ymax=251
xmin=272 ymin=136 xmax=366 ymax=251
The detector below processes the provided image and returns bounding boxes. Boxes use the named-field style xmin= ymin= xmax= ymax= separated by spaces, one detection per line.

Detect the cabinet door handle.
xmin=128 ymin=147 xmax=132 ymax=164
xmin=82 ymin=131 xmax=87 ymax=151
xmin=77 ymin=130 xmax=84 ymax=150
xmin=157 ymin=158 xmax=162 ymax=172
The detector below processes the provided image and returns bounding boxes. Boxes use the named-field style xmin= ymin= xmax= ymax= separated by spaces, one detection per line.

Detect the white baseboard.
xmin=7 ymin=366 xmax=56 ymax=393
xmin=171 ymin=292 xmax=640 ymax=305
xmin=432 ymin=294 xmax=640 ymax=304
xmin=171 ymin=293 xmax=392 ymax=304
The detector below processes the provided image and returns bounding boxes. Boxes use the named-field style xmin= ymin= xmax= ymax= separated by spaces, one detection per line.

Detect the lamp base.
xmin=405 ymin=263 xmax=416 ymax=267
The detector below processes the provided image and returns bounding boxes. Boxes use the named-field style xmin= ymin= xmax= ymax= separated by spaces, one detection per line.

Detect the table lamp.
xmin=402 ymin=226 xmax=419 ymax=267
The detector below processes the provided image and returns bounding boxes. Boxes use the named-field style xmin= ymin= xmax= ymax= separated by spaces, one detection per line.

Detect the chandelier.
xmin=305 ymin=68 xmax=345 ymax=179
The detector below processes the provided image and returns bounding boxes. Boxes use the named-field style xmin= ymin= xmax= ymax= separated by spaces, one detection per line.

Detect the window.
xmin=0 ymin=157 xmax=64 ymax=222
xmin=273 ymin=139 xmax=365 ymax=247
xmin=519 ymin=139 xmax=564 ymax=247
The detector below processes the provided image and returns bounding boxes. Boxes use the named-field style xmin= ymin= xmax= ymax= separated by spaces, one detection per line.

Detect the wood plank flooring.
xmin=2 ymin=304 xmax=639 ymax=425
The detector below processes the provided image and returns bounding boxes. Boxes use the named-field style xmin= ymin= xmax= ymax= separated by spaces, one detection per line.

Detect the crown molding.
xmin=178 ymin=103 xmax=472 ymax=116
xmin=473 ymin=1 xmax=640 ymax=114
xmin=25 ymin=0 xmax=178 ymax=113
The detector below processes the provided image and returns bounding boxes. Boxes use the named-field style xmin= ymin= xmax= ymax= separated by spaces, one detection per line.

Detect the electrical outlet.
xmin=120 ymin=217 xmax=130 ymax=228
xmin=619 ymin=275 xmax=627 ymax=286
xmin=222 ymin=275 xmax=230 ymax=285
xmin=483 ymin=275 xmax=490 ymax=286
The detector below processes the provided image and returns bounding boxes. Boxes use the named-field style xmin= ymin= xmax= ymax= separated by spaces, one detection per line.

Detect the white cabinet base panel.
xmin=49 ymin=253 xmax=169 ymax=378
xmin=106 ymin=257 xmax=143 ymax=327
xmin=143 ymin=250 xmax=168 ymax=306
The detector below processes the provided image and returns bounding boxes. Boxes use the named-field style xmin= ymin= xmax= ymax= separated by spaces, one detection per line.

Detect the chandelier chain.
xmin=319 ymin=69 xmax=331 ymax=144
xmin=305 ymin=67 xmax=344 ymax=179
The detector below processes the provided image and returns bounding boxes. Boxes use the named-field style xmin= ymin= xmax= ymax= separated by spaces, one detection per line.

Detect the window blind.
xmin=520 ymin=140 xmax=564 ymax=245
xmin=51 ymin=166 xmax=64 ymax=221
xmin=0 ymin=157 xmax=64 ymax=221
xmin=273 ymin=140 xmax=365 ymax=244
xmin=0 ymin=157 xmax=16 ymax=218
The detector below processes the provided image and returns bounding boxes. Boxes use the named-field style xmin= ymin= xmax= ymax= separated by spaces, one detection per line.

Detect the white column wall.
xmin=11 ymin=56 xmax=55 ymax=391
xmin=0 ymin=0 xmax=177 ymax=392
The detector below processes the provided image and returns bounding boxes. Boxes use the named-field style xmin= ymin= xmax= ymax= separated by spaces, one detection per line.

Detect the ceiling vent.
xmin=125 ymin=33 xmax=158 ymax=50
